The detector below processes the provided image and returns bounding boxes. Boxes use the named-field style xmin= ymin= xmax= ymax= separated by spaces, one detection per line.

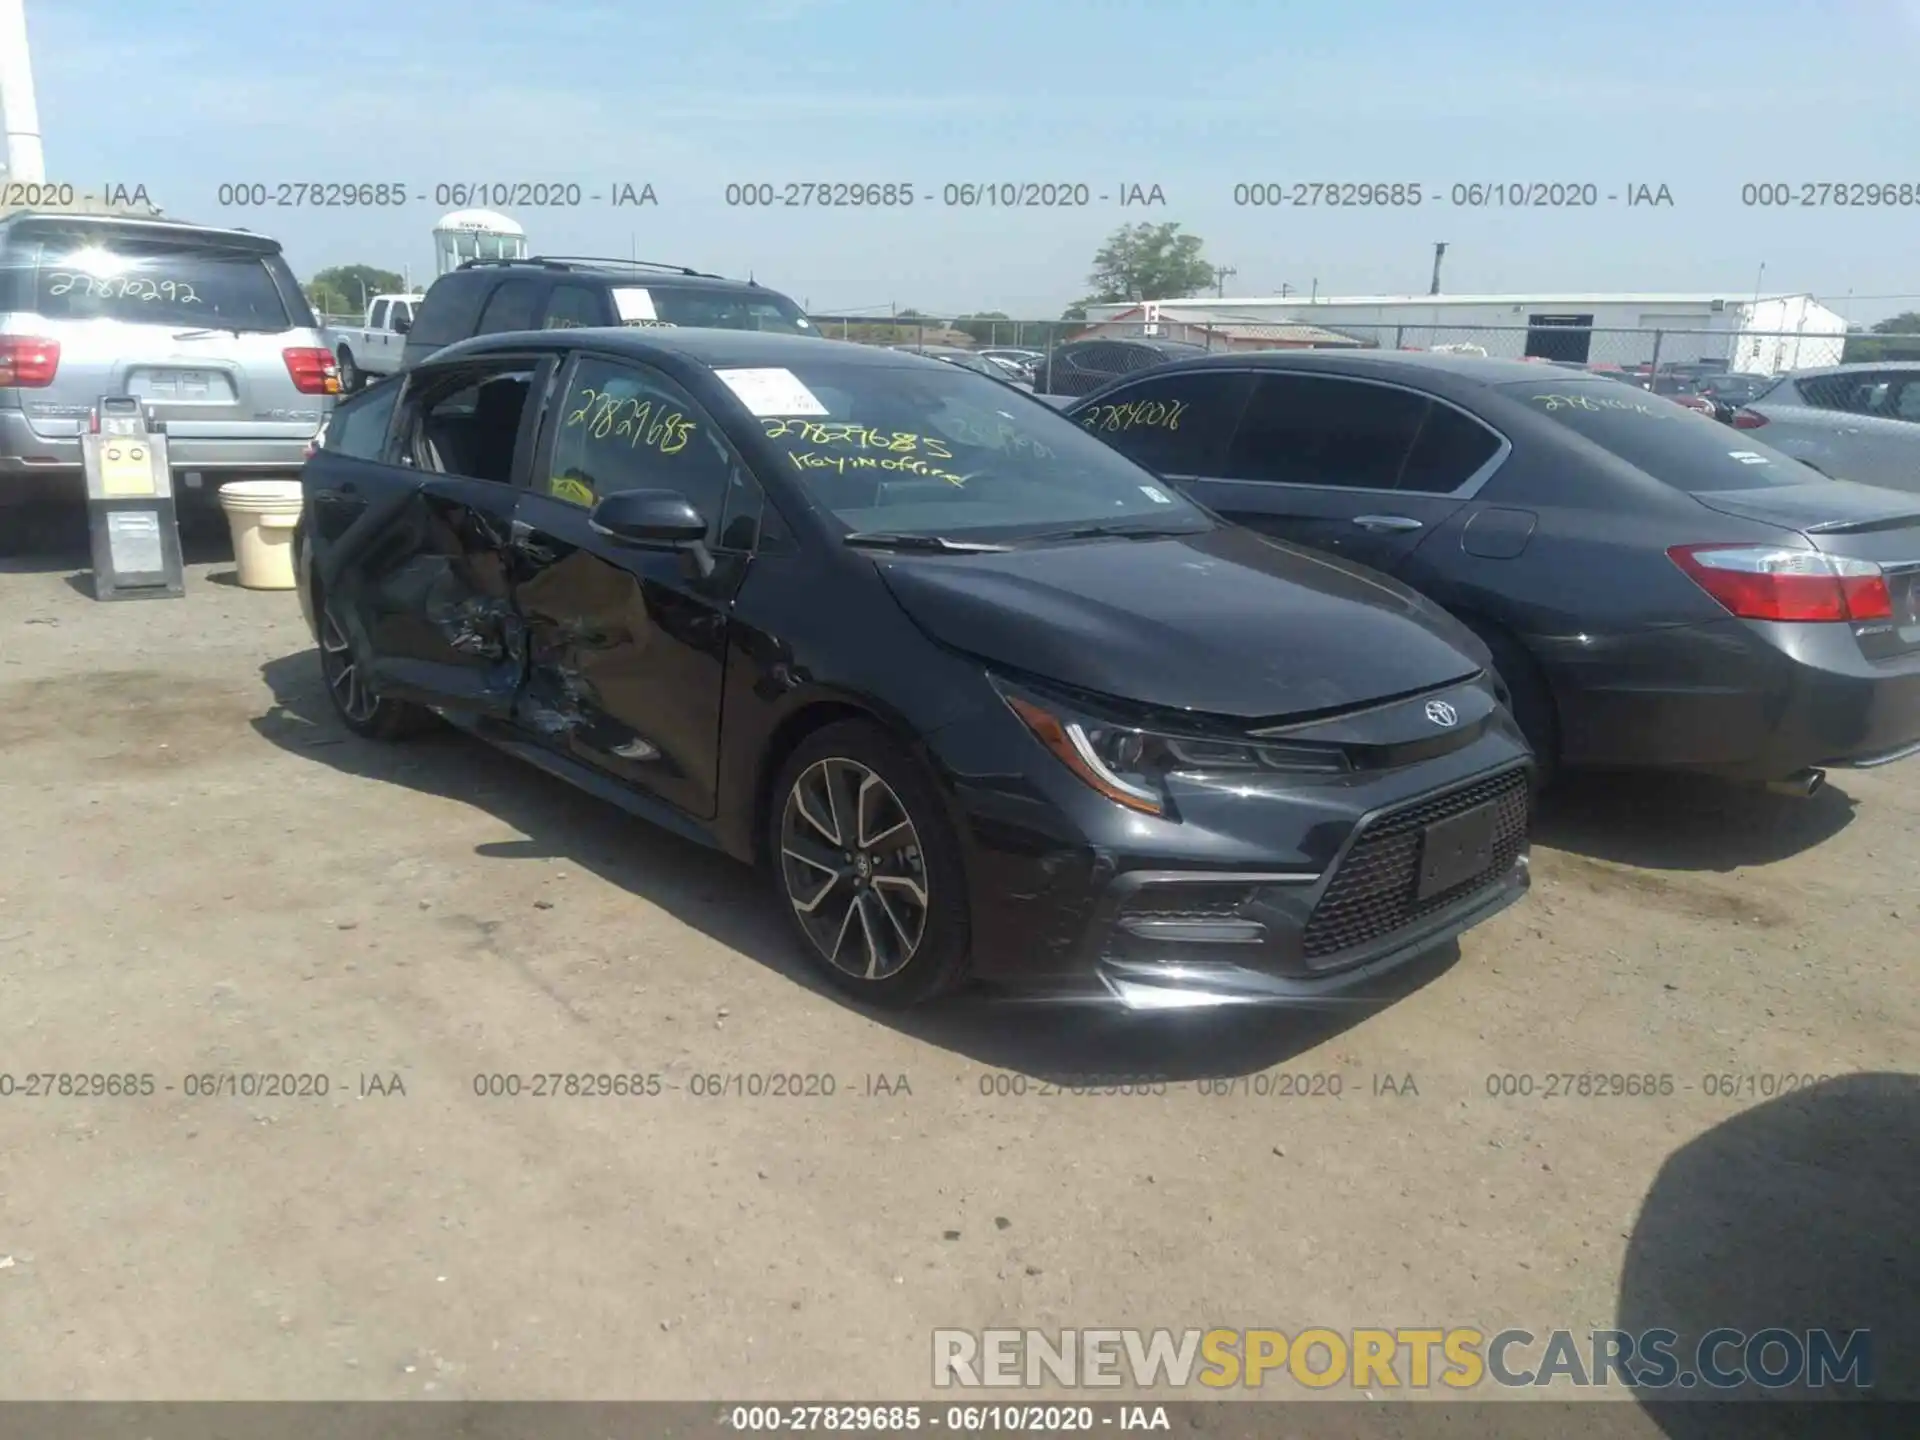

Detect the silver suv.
xmin=1735 ymin=362 xmax=1920 ymax=493
xmin=0 ymin=211 xmax=337 ymax=502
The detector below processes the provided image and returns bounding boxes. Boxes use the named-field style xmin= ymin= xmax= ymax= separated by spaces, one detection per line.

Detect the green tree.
xmin=1843 ymin=310 xmax=1920 ymax=363
xmin=952 ymin=310 xmax=1010 ymax=344
xmin=1081 ymin=223 xmax=1212 ymax=306
xmin=309 ymin=264 xmax=407 ymax=317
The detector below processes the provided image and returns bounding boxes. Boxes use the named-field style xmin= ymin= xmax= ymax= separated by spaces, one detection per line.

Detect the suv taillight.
xmin=1730 ymin=408 xmax=1768 ymax=429
xmin=0 ymin=335 xmax=60 ymax=387
xmin=283 ymin=347 xmax=340 ymax=396
xmin=1668 ymin=544 xmax=1891 ymax=623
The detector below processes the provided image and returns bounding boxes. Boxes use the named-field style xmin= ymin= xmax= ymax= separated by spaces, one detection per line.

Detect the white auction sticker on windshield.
xmin=611 ymin=287 xmax=657 ymax=322
xmin=1727 ymin=450 xmax=1770 ymax=465
xmin=716 ymin=367 xmax=829 ymax=416
xmin=1139 ymin=484 xmax=1174 ymax=504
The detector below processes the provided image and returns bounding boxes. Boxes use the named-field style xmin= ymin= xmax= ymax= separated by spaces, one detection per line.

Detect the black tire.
xmin=1464 ymin=620 xmax=1558 ymax=789
xmin=336 ymin=348 xmax=361 ymax=393
xmin=317 ymin=599 xmax=436 ymax=740
xmin=767 ymin=720 xmax=972 ymax=1008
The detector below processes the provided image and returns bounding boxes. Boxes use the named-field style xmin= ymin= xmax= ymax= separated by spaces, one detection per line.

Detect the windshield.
xmin=611 ymin=284 xmax=812 ymax=335
xmin=720 ymin=356 xmax=1212 ymax=538
xmin=1504 ymin=379 xmax=1824 ymax=491
xmin=1 ymin=223 xmax=302 ymax=332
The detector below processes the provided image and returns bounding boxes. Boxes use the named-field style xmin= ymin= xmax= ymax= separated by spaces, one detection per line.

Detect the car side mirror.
xmin=391 ymin=311 xmax=412 ymax=334
xmin=588 ymin=488 xmax=716 ymax=576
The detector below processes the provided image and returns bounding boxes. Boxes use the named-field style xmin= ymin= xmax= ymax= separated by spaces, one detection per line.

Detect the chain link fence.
xmin=802 ymin=314 xmax=1920 ymax=398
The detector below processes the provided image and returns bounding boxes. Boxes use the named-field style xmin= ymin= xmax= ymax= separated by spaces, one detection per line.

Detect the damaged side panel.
xmin=351 ymin=476 xmax=530 ymax=717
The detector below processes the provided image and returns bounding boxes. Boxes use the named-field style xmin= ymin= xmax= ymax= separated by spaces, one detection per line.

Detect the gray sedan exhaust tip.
xmin=1765 ymin=768 xmax=1826 ymax=799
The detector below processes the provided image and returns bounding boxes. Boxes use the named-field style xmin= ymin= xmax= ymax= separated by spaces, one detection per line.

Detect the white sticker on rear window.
xmin=1727 ymin=450 xmax=1770 ymax=465
xmin=611 ymin=287 xmax=657 ymax=322
xmin=1140 ymin=484 xmax=1173 ymax=504
xmin=716 ymin=367 xmax=829 ymax=416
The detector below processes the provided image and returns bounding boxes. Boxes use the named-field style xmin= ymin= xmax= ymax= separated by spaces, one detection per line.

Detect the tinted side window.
xmin=1399 ymin=402 xmax=1503 ymax=493
xmin=1074 ymin=371 xmax=1249 ymax=476
xmin=476 ymin=279 xmax=542 ymax=335
xmin=544 ymin=356 xmax=737 ymax=537
xmin=1892 ymin=378 xmax=1920 ymax=422
xmin=1222 ymin=375 xmax=1427 ymax=488
xmin=324 ymin=381 xmax=400 ymax=460
xmin=369 ymin=299 xmax=389 ymax=328
xmin=409 ymin=272 xmax=490 ymax=347
xmin=542 ymin=284 xmax=606 ymax=329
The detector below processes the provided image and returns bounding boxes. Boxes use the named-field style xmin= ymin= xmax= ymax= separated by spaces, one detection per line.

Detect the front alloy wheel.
xmin=779 ymin=757 xmax=930 ymax=981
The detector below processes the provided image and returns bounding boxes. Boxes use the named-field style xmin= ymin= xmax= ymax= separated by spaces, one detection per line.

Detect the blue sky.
xmin=29 ymin=0 xmax=1920 ymax=322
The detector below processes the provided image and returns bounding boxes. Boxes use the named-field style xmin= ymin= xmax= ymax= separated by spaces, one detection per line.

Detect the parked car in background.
xmin=1694 ymin=372 xmax=1776 ymax=423
xmin=400 ymin=257 xmax=815 ymax=372
xmin=889 ymin=344 xmax=1033 ymax=389
xmin=976 ymin=347 xmax=1043 ymax=382
xmin=329 ymin=292 xmax=422 ymax=392
xmin=1067 ymin=351 xmax=1920 ymax=790
xmin=1730 ymin=362 xmax=1920 ymax=491
xmin=297 ymin=330 xmax=1532 ymax=1011
xmin=0 ymin=209 xmax=336 ymax=503
xmin=1032 ymin=336 xmax=1210 ymax=398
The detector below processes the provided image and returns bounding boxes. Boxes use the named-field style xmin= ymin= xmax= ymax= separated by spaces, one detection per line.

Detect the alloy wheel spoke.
xmin=784 ymin=860 xmax=842 ymax=914
xmin=795 ymin=772 xmax=840 ymax=846
xmin=853 ymin=892 xmax=885 ymax=979
xmin=870 ymin=883 xmax=921 ymax=952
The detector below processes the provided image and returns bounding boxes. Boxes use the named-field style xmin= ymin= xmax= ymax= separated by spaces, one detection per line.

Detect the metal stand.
xmin=83 ymin=396 xmax=184 ymax=600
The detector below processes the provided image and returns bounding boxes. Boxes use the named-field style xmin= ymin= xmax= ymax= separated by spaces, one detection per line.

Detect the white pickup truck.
xmin=329 ymin=293 xmax=423 ymax=391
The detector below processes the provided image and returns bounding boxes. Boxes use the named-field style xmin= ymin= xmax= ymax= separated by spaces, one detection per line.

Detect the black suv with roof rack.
xmin=397 ymin=256 xmax=815 ymax=371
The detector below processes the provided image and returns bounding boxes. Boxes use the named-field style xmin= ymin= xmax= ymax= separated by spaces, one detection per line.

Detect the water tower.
xmin=432 ymin=210 xmax=527 ymax=275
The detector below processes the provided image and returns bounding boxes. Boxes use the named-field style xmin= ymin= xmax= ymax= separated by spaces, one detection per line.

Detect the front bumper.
xmin=931 ymin=679 xmax=1534 ymax=1009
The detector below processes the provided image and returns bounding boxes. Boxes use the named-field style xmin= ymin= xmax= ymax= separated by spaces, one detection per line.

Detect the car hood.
xmin=1690 ymin=480 xmax=1920 ymax=533
xmin=871 ymin=526 xmax=1483 ymax=721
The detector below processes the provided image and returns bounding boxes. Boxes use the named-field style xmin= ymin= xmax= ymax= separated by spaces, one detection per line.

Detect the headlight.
xmin=998 ymin=682 xmax=1346 ymax=816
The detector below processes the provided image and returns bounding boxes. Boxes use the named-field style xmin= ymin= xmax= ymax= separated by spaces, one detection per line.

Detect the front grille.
xmin=1300 ymin=768 xmax=1529 ymax=966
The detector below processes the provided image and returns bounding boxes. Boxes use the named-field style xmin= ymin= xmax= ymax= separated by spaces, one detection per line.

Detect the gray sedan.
xmin=1735 ymin=362 xmax=1920 ymax=493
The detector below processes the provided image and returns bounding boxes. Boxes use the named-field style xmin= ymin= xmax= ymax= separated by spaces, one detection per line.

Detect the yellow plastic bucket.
xmin=217 ymin=480 xmax=304 ymax=590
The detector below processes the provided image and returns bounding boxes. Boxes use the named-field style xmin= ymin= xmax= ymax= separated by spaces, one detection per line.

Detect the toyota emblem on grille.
xmin=1424 ymin=700 xmax=1459 ymax=727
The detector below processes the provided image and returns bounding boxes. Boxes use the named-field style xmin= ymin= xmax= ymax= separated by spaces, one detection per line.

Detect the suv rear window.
xmin=1503 ymin=379 xmax=1816 ymax=491
xmin=609 ymin=284 xmax=811 ymax=334
xmin=0 ymin=222 xmax=304 ymax=332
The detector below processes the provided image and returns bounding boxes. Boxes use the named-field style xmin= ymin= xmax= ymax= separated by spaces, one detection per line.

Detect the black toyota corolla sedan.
xmin=1067 ymin=351 xmax=1920 ymax=791
xmin=294 ymin=330 xmax=1531 ymax=1009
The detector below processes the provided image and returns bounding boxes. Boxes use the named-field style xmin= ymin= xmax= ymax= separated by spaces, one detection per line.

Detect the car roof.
xmin=445 ymin=258 xmax=771 ymax=294
xmin=1785 ymin=360 xmax=1920 ymax=377
xmin=1143 ymin=348 xmax=1585 ymax=388
xmin=434 ymin=328 xmax=941 ymax=372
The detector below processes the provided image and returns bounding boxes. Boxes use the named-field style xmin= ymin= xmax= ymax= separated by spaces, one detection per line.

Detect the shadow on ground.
xmin=254 ymin=648 xmax=1464 ymax=1082
xmin=1619 ymin=1073 xmax=1916 ymax=1435
xmin=1534 ymin=769 xmax=1856 ymax=873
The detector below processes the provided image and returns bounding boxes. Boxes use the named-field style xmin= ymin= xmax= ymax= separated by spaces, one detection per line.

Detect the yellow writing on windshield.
xmin=761 ymin=418 xmax=955 ymax=459
xmin=46 ymin=272 xmax=201 ymax=304
xmin=941 ymin=414 xmax=1055 ymax=459
xmin=1079 ymin=397 xmax=1188 ymax=433
xmin=786 ymin=450 xmax=968 ymax=488
xmin=565 ymin=388 xmax=696 ymax=454
xmin=548 ymin=474 xmax=595 ymax=506
xmin=1531 ymin=393 xmax=1673 ymax=419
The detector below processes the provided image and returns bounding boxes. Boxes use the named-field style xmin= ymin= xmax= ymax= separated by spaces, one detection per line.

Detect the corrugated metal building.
xmin=1083 ymin=292 xmax=1849 ymax=374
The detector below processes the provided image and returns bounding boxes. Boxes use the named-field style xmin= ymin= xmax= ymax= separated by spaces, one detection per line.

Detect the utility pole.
xmin=1279 ymin=283 xmax=1293 ymax=298
xmin=0 ymin=0 xmax=46 ymax=183
xmin=1211 ymin=264 xmax=1236 ymax=298
xmin=1429 ymin=242 xmax=1448 ymax=296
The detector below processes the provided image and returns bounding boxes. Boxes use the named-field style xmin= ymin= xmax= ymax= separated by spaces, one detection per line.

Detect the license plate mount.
xmin=1416 ymin=800 xmax=1498 ymax=901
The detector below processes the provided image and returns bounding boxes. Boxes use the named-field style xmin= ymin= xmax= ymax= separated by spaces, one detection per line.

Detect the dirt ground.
xmin=0 ymin=506 xmax=1912 ymax=1407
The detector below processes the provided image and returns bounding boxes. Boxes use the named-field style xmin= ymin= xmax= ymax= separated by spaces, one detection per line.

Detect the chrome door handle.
xmin=1352 ymin=514 xmax=1423 ymax=533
